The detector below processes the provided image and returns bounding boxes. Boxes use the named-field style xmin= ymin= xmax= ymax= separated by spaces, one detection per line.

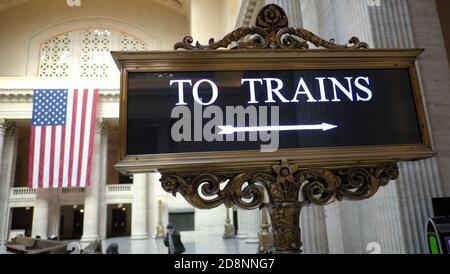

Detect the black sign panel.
xmin=127 ymin=68 xmax=422 ymax=155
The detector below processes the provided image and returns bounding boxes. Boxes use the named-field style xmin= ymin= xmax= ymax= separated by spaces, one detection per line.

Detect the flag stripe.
xmin=43 ymin=126 xmax=52 ymax=188
xmin=49 ymin=126 xmax=56 ymax=188
xmin=63 ymin=89 xmax=75 ymax=187
xmin=80 ymin=89 xmax=94 ymax=187
xmin=68 ymin=89 xmax=79 ymax=187
xmin=38 ymin=127 xmax=46 ymax=188
xmin=77 ymin=89 xmax=89 ymax=187
xmin=52 ymin=126 xmax=60 ymax=188
xmin=58 ymin=126 xmax=66 ymax=188
xmin=27 ymin=127 xmax=36 ymax=188
xmin=32 ymin=127 xmax=41 ymax=189
xmin=71 ymin=89 xmax=84 ymax=187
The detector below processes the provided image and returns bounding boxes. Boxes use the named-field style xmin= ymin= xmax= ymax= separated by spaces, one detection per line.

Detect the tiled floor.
xmin=0 ymin=232 xmax=259 ymax=254
xmin=102 ymin=232 xmax=259 ymax=254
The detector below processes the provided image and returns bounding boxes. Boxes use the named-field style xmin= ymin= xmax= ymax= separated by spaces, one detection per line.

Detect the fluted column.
xmin=236 ymin=208 xmax=249 ymax=239
xmin=131 ymin=173 xmax=149 ymax=240
xmin=300 ymin=206 xmax=329 ymax=254
xmin=81 ymin=119 xmax=104 ymax=242
xmin=32 ymin=190 xmax=49 ymax=239
xmin=323 ymin=203 xmax=345 ymax=254
xmin=149 ymin=173 xmax=166 ymax=238
xmin=246 ymin=209 xmax=260 ymax=244
xmin=0 ymin=120 xmax=15 ymax=245
xmin=309 ymin=0 xmax=446 ymax=254
xmin=265 ymin=0 xmax=303 ymax=27
xmin=0 ymin=120 xmax=11 ymax=183
xmin=365 ymin=0 xmax=445 ymax=254
xmin=147 ymin=173 xmax=160 ymax=238
xmin=47 ymin=189 xmax=60 ymax=238
xmin=407 ymin=0 xmax=450 ymax=195
xmin=99 ymin=124 xmax=108 ymax=240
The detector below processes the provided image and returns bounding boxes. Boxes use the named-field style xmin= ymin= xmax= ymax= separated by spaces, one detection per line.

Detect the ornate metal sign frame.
xmin=112 ymin=48 xmax=432 ymax=174
xmin=112 ymin=4 xmax=434 ymax=253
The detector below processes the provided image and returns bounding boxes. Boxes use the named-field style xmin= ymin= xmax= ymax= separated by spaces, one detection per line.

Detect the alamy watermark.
xmin=66 ymin=0 xmax=81 ymax=7
xmin=171 ymin=103 xmax=281 ymax=153
xmin=367 ymin=0 xmax=382 ymax=7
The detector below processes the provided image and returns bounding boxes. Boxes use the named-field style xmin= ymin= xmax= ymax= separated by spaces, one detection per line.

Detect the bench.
xmin=6 ymin=236 xmax=68 ymax=254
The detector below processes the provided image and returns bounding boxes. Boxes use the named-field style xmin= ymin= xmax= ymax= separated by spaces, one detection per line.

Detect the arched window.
xmin=38 ymin=29 xmax=149 ymax=78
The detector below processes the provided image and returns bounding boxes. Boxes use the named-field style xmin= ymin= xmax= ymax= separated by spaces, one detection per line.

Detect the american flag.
xmin=28 ymin=89 xmax=99 ymax=189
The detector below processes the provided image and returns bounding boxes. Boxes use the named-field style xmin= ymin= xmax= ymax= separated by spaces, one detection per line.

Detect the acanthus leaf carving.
xmin=174 ymin=4 xmax=369 ymax=50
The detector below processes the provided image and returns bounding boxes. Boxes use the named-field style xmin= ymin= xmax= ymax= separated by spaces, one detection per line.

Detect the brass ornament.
xmin=174 ymin=4 xmax=369 ymax=50
xmin=160 ymin=160 xmax=399 ymax=253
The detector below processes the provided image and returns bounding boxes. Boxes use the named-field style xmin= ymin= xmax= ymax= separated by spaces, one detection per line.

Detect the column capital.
xmin=95 ymin=118 xmax=108 ymax=134
xmin=0 ymin=119 xmax=15 ymax=136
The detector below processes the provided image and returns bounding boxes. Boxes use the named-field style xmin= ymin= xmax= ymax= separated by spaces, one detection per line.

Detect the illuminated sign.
xmin=112 ymin=50 xmax=433 ymax=173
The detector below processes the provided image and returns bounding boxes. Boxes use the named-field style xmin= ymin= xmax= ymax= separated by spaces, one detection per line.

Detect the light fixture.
xmin=25 ymin=207 xmax=30 ymax=211
xmin=80 ymin=209 xmax=84 ymax=213
xmin=122 ymin=207 xmax=126 ymax=211
xmin=73 ymin=205 xmax=78 ymax=209
xmin=118 ymin=203 xmax=123 ymax=209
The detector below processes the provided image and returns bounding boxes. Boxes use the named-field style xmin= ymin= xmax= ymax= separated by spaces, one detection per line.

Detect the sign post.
xmin=112 ymin=4 xmax=434 ymax=253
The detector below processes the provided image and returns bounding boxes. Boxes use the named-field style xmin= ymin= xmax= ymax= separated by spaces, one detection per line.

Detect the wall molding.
xmin=0 ymin=89 xmax=119 ymax=103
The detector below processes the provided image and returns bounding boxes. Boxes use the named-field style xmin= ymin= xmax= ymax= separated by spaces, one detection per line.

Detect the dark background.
xmin=126 ymin=69 xmax=422 ymax=155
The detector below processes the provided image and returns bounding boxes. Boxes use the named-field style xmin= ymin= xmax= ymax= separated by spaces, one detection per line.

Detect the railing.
xmin=11 ymin=188 xmax=36 ymax=195
xmin=107 ymin=184 xmax=133 ymax=193
xmin=9 ymin=187 xmax=37 ymax=201
xmin=61 ymin=187 xmax=85 ymax=194
xmin=105 ymin=184 xmax=133 ymax=203
xmin=9 ymin=184 xmax=133 ymax=203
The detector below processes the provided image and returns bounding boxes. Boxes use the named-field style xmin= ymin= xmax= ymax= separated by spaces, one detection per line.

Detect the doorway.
xmin=59 ymin=205 xmax=84 ymax=240
xmin=9 ymin=207 xmax=33 ymax=240
xmin=107 ymin=204 xmax=131 ymax=238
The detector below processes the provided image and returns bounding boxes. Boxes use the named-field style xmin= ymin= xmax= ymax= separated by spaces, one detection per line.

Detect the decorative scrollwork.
xmin=160 ymin=172 xmax=266 ymax=210
xmin=298 ymin=169 xmax=340 ymax=206
xmin=160 ymin=160 xmax=398 ymax=254
xmin=174 ymin=4 xmax=369 ymax=50
xmin=160 ymin=160 xmax=398 ymax=209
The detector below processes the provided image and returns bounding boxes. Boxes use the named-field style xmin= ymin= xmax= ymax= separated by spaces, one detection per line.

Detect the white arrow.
xmin=218 ymin=123 xmax=338 ymax=135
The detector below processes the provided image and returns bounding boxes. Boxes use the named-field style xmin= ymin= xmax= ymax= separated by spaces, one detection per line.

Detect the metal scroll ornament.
xmin=174 ymin=4 xmax=369 ymax=50
xmin=160 ymin=160 xmax=399 ymax=210
xmin=160 ymin=160 xmax=398 ymax=253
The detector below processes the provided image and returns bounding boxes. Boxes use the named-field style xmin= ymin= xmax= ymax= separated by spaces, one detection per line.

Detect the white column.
xmin=364 ymin=0 xmax=445 ymax=254
xmin=0 ymin=119 xmax=9 ymax=185
xmin=300 ymin=206 xmax=329 ymax=254
xmin=407 ymin=0 xmax=450 ymax=197
xmin=0 ymin=120 xmax=15 ymax=245
xmin=148 ymin=173 xmax=167 ymax=238
xmin=131 ymin=173 xmax=149 ymax=240
xmin=32 ymin=190 xmax=49 ymax=239
xmin=81 ymin=119 xmax=104 ymax=242
xmin=245 ymin=209 xmax=260 ymax=243
xmin=148 ymin=173 xmax=157 ymax=238
xmin=324 ymin=203 xmax=345 ymax=254
xmin=236 ymin=208 xmax=249 ymax=239
xmin=47 ymin=189 xmax=60 ymax=238
xmin=298 ymin=0 xmax=446 ymax=254
xmin=99 ymin=124 xmax=108 ymax=240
